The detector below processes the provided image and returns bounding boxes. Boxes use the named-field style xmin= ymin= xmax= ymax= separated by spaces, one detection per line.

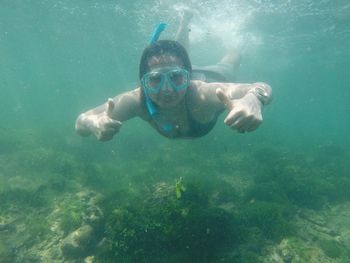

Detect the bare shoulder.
xmin=113 ymin=88 xmax=141 ymax=102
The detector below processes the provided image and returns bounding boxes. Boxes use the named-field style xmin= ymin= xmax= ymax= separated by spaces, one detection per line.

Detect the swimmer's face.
xmin=143 ymin=55 xmax=190 ymax=108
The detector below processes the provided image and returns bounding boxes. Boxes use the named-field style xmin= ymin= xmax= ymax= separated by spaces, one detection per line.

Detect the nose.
xmin=162 ymin=79 xmax=172 ymax=92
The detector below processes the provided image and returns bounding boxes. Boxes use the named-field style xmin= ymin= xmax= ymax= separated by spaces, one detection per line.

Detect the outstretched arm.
xmin=194 ymin=81 xmax=272 ymax=132
xmin=216 ymin=82 xmax=272 ymax=107
xmin=75 ymin=88 xmax=142 ymax=141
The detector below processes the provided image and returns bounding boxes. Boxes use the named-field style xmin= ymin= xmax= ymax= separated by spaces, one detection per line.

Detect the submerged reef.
xmin=1 ymin=129 xmax=350 ymax=262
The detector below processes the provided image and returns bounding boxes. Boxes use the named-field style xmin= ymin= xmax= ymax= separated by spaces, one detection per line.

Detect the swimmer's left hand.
xmin=216 ymin=88 xmax=263 ymax=133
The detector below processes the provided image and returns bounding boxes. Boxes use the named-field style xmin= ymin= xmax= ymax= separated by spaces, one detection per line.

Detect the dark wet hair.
xmin=139 ymin=40 xmax=192 ymax=80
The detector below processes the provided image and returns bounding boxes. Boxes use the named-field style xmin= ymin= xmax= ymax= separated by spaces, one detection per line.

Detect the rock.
xmin=61 ymin=224 xmax=95 ymax=258
xmin=264 ymin=239 xmax=301 ymax=263
xmin=84 ymin=206 xmax=104 ymax=229
xmin=264 ymin=238 xmax=330 ymax=263
xmin=84 ymin=255 xmax=95 ymax=263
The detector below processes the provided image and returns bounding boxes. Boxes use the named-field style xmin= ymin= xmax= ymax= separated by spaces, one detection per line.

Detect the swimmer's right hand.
xmin=90 ymin=98 xmax=122 ymax=141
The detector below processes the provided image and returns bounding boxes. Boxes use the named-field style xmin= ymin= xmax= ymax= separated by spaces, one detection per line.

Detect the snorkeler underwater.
xmin=1 ymin=1 xmax=350 ymax=262
xmin=75 ymin=22 xmax=272 ymax=140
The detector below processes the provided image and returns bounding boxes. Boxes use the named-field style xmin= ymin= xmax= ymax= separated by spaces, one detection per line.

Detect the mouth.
xmin=162 ymin=96 xmax=174 ymax=103
xmin=158 ymin=93 xmax=178 ymax=107
xmin=161 ymin=91 xmax=175 ymax=100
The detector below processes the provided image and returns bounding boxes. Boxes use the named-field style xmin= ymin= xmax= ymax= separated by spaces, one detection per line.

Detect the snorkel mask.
xmin=142 ymin=66 xmax=190 ymax=94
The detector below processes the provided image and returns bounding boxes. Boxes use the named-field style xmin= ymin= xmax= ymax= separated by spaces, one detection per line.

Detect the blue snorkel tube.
xmin=149 ymin=22 xmax=167 ymax=44
xmin=143 ymin=22 xmax=173 ymax=134
xmin=144 ymin=23 xmax=167 ymax=117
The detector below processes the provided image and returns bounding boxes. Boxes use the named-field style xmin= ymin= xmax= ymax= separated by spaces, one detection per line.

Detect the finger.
xmin=230 ymin=116 xmax=246 ymax=130
xmin=105 ymin=120 xmax=122 ymax=129
xmin=246 ymin=120 xmax=261 ymax=132
xmin=237 ymin=116 xmax=262 ymax=132
xmin=235 ymin=115 xmax=253 ymax=128
xmin=97 ymin=128 xmax=119 ymax=141
xmin=224 ymin=110 xmax=243 ymax=126
xmin=106 ymin=98 xmax=115 ymax=118
xmin=216 ymin=88 xmax=233 ymax=110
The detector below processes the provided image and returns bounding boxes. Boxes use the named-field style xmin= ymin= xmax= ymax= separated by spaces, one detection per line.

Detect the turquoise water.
xmin=1 ymin=1 xmax=350 ymax=262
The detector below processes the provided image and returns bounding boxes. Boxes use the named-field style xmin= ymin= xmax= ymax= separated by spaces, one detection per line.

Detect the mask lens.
xmin=143 ymin=72 xmax=164 ymax=93
xmin=148 ymin=73 xmax=163 ymax=89
xmin=169 ymin=71 xmax=184 ymax=85
xmin=168 ymin=69 xmax=188 ymax=91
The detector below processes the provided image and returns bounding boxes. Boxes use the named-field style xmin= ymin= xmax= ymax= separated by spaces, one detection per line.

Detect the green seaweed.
xmin=0 ymin=186 xmax=52 ymax=209
xmin=2 ymin=127 xmax=350 ymax=262
xmin=237 ymin=201 xmax=295 ymax=241
xmin=99 ymin=180 xmax=236 ymax=262
xmin=0 ymin=239 xmax=13 ymax=263
xmin=59 ymin=199 xmax=85 ymax=234
xmin=318 ymin=239 xmax=344 ymax=259
xmin=245 ymin=182 xmax=291 ymax=205
xmin=252 ymin=153 xmax=341 ymax=210
xmin=175 ymin=177 xmax=186 ymax=199
xmin=24 ymin=215 xmax=51 ymax=246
